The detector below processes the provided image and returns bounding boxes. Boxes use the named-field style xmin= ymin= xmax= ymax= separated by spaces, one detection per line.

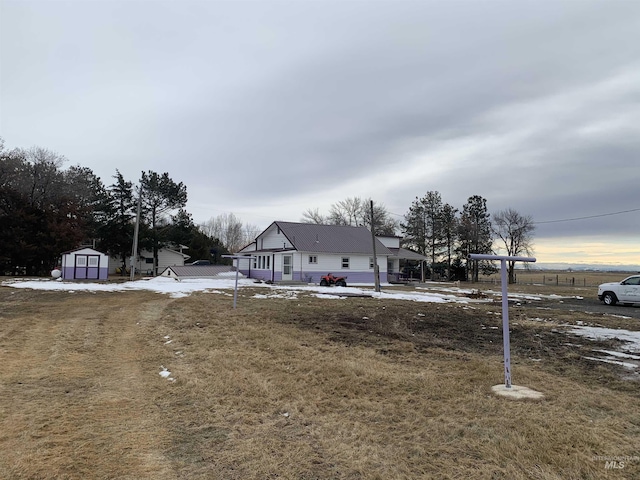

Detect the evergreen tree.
xmin=98 ymin=171 xmax=136 ymax=273
xmin=139 ymin=171 xmax=187 ymax=274
xmin=458 ymin=195 xmax=493 ymax=282
xmin=440 ymin=203 xmax=458 ymax=280
xmin=402 ymin=191 xmax=446 ymax=277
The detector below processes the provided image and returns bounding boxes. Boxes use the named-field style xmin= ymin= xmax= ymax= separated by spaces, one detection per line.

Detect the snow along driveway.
xmin=4 ymin=275 xmax=639 ymax=375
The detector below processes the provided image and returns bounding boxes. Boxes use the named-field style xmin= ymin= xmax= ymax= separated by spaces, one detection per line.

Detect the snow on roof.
xmin=162 ymin=265 xmax=234 ymax=277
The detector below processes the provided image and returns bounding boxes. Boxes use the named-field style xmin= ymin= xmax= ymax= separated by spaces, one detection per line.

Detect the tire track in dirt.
xmin=0 ymin=289 xmax=179 ymax=479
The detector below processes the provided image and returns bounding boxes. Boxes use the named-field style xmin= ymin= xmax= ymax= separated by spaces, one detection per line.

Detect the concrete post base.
xmin=491 ymin=384 xmax=544 ymax=400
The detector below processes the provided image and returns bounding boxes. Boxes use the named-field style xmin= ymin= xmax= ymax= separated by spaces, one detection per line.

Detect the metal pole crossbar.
xmin=469 ymin=254 xmax=536 ymax=388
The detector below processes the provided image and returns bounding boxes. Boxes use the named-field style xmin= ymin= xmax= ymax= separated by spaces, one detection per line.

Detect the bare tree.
xmin=8 ymin=147 xmax=67 ymax=208
xmin=201 ymin=212 xmax=259 ymax=253
xmin=300 ymin=208 xmax=326 ymax=224
xmin=362 ymin=199 xmax=399 ymax=235
xmin=492 ymin=208 xmax=535 ymax=284
xmin=303 ymin=197 xmax=398 ymax=235
xmin=328 ymin=197 xmax=365 ymax=226
xmin=243 ymin=222 xmax=261 ymax=247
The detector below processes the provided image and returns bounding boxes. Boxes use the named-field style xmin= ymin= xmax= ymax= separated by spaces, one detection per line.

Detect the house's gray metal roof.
xmin=274 ymin=221 xmax=392 ymax=255
xmin=388 ymin=247 xmax=428 ymax=261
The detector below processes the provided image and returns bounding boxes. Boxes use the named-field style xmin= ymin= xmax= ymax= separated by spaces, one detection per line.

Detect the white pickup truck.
xmin=598 ymin=275 xmax=640 ymax=306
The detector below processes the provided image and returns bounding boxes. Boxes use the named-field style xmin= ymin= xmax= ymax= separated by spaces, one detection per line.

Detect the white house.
xmin=237 ymin=221 xmax=393 ymax=284
xmin=61 ymin=247 xmax=109 ymax=280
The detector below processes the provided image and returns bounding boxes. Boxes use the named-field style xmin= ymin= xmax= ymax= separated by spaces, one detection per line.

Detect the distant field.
xmin=477 ymin=269 xmax=636 ymax=288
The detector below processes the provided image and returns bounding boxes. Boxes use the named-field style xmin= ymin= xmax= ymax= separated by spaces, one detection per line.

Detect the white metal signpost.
xmin=222 ymin=255 xmax=256 ymax=309
xmin=469 ymin=254 xmax=543 ymax=399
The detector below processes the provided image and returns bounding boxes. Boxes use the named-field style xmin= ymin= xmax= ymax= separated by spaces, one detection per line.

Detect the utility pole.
xmin=130 ymin=188 xmax=142 ymax=281
xmin=370 ymin=200 xmax=380 ymax=292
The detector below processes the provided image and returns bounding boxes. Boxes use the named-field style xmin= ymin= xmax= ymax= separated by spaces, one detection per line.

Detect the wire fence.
xmin=473 ymin=271 xmax=634 ymax=288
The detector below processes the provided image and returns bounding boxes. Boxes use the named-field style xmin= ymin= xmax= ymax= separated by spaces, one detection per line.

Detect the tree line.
xmin=1 ymin=139 xmax=534 ymax=282
xmin=300 ymin=193 xmax=535 ymax=283
xmin=0 ymin=139 xmax=257 ymax=275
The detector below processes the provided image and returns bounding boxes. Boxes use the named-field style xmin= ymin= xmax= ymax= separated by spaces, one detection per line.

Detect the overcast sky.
xmin=2 ymin=0 xmax=639 ymax=266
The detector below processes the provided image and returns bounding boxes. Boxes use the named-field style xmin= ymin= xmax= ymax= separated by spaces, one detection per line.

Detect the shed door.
xmin=282 ymin=255 xmax=293 ymax=281
xmin=74 ymin=255 xmax=88 ymax=279
xmin=74 ymin=255 xmax=100 ymax=279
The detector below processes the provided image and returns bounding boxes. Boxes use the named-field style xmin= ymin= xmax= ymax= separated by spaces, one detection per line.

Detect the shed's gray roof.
xmin=273 ymin=221 xmax=392 ymax=256
xmin=162 ymin=265 xmax=234 ymax=277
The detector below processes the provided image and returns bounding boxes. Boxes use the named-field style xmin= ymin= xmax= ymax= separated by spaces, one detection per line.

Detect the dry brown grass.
xmin=1 ymin=285 xmax=639 ymax=479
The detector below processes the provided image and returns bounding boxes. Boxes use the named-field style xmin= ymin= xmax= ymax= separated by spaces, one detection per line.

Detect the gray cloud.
xmin=2 ymin=0 xmax=639 ymax=260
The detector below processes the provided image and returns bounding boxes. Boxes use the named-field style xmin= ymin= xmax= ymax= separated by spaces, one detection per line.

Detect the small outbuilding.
xmin=61 ymin=247 xmax=109 ymax=280
xmin=159 ymin=265 xmax=234 ymax=279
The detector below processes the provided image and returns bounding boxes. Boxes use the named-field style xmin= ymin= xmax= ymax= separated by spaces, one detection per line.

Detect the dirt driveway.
xmin=522 ymin=293 xmax=640 ymax=319
xmin=0 ymin=289 xmax=177 ymax=479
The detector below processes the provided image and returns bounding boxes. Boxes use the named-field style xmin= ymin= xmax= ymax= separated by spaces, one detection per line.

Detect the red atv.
xmin=319 ymin=273 xmax=347 ymax=287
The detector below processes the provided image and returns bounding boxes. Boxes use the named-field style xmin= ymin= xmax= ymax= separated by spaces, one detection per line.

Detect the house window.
xmin=341 ymin=257 xmax=350 ymax=269
xmin=145 ymin=258 xmax=154 ymax=264
xmin=253 ymin=258 xmax=257 ymax=269
xmin=267 ymin=256 xmax=270 ymax=269
xmin=369 ymin=257 xmax=374 ymax=269
xmin=309 ymin=255 xmax=317 ymax=264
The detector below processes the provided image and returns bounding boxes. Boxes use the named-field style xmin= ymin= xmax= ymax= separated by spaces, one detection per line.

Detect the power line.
xmin=386 ymin=206 xmax=640 ymax=228
xmin=535 ymin=207 xmax=640 ymax=225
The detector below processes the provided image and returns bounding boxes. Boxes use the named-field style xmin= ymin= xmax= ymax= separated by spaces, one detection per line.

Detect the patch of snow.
xmin=217 ymin=271 xmax=246 ymax=278
xmin=312 ymin=293 xmax=345 ymax=300
xmin=582 ymin=356 xmax=637 ymax=369
xmin=569 ymin=326 xmax=640 ymax=353
xmin=593 ymin=349 xmax=640 ymax=360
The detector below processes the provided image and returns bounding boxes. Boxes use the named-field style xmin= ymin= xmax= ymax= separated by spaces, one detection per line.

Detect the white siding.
xmin=297 ymin=253 xmax=387 ymax=274
xmin=157 ymin=250 xmax=187 ymax=272
xmin=260 ymin=225 xmax=294 ymax=250
xmin=238 ymin=243 xmax=256 ymax=252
